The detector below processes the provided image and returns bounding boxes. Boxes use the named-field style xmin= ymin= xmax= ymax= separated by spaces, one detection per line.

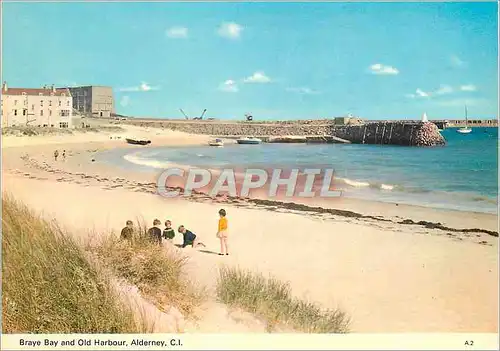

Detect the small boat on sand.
xmin=125 ymin=137 xmax=151 ymax=145
xmin=236 ymin=136 xmax=262 ymax=145
xmin=209 ymin=138 xmax=224 ymax=147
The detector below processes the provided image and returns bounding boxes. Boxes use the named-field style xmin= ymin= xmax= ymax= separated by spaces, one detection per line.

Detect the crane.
xmin=179 ymin=108 xmax=207 ymax=120
xmin=179 ymin=108 xmax=189 ymax=120
xmin=193 ymin=109 xmax=207 ymax=120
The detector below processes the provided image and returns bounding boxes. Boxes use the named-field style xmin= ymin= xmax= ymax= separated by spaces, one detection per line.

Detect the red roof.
xmin=2 ymin=87 xmax=71 ymax=97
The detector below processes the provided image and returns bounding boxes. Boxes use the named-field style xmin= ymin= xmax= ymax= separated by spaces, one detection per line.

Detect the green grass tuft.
xmin=216 ymin=266 xmax=350 ymax=333
xmin=90 ymin=221 xmax=204 ymax=317
xmin=2 ymin=195 xmax=141 ymax=333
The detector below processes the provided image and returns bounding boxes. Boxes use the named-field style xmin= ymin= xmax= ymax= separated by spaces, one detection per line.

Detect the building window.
xmin=24 ymin=99 xmax=27 ymax=106
xmin=14 ymin=100 xmax=17 ymax=105
xmin=40 ymin=100 xmax=43 ymax=106
xmin=49 ymin=100 xmax=52 ymax=106
xmin=59 ymin=122 xmax=69 ymax=128
xmin=49 ymin=110 xmax=52 ymax=116
xmin=59 ymin=101 xmax=61 ymax=107
xmin=67 ymin=100 xmax=70 ymax=106
xmin=41 ymin=110 xmax=44 ymax=116
xmin=14 ymin=110 xmax=17 ymax=116
xmin=31 ymin=104 xmax=35 ymax=111
xmin=23 ymin=110 xmax=26 ymax=116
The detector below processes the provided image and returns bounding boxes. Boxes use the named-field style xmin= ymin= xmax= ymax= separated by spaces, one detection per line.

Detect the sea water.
xmin=98 ymin=127 xmax=498 ymax=214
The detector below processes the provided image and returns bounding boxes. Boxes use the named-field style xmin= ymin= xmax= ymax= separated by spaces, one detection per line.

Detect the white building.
xmin=1 ymin=82 xmax=73 ymax=128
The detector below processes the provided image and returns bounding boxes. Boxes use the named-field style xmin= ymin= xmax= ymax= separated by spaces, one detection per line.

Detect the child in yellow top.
xmin=217 ymin=209 xmax=229 ymax=256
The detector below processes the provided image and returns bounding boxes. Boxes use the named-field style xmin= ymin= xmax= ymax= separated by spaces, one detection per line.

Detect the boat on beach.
xmin=236 ymin=136 xmax=262 ymax=145
xmin=125 ymin=137 xmax=151 ymax=145
xmin=209 ymin=138 xmax=224 ymax=147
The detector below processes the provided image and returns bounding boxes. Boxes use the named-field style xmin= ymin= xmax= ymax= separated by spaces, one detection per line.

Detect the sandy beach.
xmin=2 ymin=124 xmax=498 ymax=333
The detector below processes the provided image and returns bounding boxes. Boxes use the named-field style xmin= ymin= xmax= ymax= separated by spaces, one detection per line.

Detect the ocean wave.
xmin=380 ymin=184 xmax=395 ymax=190
xmin=337 ymin=177 xmax=370 ymax=188
xmin=123 ymin=153 xmax=170 ymax=169
xmin=336 ymin=177 xmax=395 ymax=191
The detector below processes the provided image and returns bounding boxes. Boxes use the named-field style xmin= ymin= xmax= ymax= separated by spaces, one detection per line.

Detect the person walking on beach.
xmin=163 ymin=220 xmax=175 ymax=242
xmin=178 ymin=225 xmax=206 ymax=249
xmin=62 ymin=150 xmax=66 ymax=161
xmin=54 ymin=150 xmax=59 ymax=161
xmin=216 ymin=209 xmax=229 ymax=256
xmin=147 ymin=219 xmax=163 ymax=245
xmin=120 ymin=220 xmax=135 ymax=242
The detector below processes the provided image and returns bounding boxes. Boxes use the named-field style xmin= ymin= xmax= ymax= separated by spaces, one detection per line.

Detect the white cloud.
xmin=166 ymin=26 xmax=188 ymax=39
xmin=217 ymin=22 xmax=243 ymax=39
xmin=416 ymin=88 xmax=430 ymax=98
xmin=406 ymin=84 xmax=473 ymax=99
xmin=243 ymin=71 xmax=271 ymax=83
xmin=286 ymin=87 xmax=320 ymax=95
xmin=120 ymin=96 xmax=130 ymax=107
xmin=451 ymin=55 xmax=466 ymax=67
xmin=369 ymin=63 xmax=399 ymax=75
xmin=219 ymin=79 xmax=238 ymax=93
xmin=434 ymin=84 xmax=453 ymax=95
xmin=118 ymin=82 xmax=159 ymax=92
xmin=460 ymin=84 xmax=477 ymax=92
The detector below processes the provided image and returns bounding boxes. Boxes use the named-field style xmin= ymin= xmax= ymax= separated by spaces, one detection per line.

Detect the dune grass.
xmin=2 ymin=195 xmax=142 ymax=333
xmin=216 ymin=266 xmax=350 ymax=333
xmin=91 ymin=222 xmax=204 ymax=317
xmin=1 ymin=126 xmax=74 ymax=136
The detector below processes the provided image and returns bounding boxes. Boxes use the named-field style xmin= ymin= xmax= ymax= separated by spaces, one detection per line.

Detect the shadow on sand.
xmin=198 ymin=249 xmax=220 ymax=255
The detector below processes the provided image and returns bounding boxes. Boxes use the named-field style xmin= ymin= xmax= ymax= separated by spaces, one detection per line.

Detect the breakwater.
xmin=329 ymin=121 xmax=445 ymax=146
xmin=125 ymin=119 xmax=446 ymax=146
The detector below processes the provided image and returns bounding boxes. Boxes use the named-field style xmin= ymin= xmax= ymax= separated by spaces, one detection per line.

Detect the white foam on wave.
xmin=123 ymin=153 xmax=170 ymax=169
xmin=380 ymin=184 xmax=394 ymax=190
xmin=337 ymin=177 xmax=395 ymax=191
xmin=338 ymin=177 xmax=370 ymax=188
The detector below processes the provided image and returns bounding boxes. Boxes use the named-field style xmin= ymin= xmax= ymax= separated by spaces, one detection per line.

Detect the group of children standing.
xmin=120 ymin=208 xmax=230 ymax=256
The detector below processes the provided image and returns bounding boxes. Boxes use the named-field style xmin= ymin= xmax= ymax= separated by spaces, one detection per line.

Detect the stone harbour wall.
xmin=328 ymin=121 xmax=446 ymax=146
xmin=126 ymin=120 xmax=446 ymax=146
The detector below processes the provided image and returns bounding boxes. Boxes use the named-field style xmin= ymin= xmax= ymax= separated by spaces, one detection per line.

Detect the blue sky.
xmin=2 ymin=1 xmax=498 ymax=120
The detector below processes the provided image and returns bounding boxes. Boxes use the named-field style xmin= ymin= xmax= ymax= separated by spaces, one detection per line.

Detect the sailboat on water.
xmin=457 ymin=104 xmax=472 ymax=134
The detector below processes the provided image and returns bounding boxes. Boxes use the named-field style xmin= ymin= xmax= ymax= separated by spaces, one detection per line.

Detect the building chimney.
xmin=52 ymin=84 xmax=55 ymax=93
xmin=2 ymin=81 xmax=7 ymax=92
